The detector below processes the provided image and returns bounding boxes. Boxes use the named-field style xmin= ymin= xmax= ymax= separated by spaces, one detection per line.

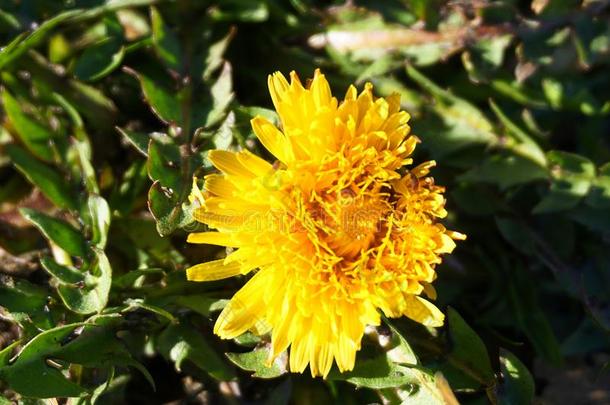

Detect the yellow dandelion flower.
xmin=186 ymin=69 xmax=465 ymax=378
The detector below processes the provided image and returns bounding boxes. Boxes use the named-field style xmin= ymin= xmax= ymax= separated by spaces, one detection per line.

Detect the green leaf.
xmin=489 ymin=100 xmax=547 ymax=167
xmin=328 ymin=354 xmax=414 ymax=389
xmin=406 ymin=65 xmax=496 ymax=158
xmin=209 ymin=0 xmax=269 ymax=22
xmin=148 ymin=181 xmax=194 ymax=236
xmin=0 ymin=320 xmax=154 ymax=398
xmin=0 ymin=10 xmax=82 ymax=70
xmin=40 ymin=256 xmax=86 ymax=284
xmin=0 ymin=280 xmax=49 ymax=329
xmin=7 ymin=145 xmax=77 ymax=210
xmin=203 ymin=28 xmax=235 ymax=80
xmin=150 ymin=6 xmax=182 ymax=72
xmin=157 ymin=323 xmax=235 ymax=381
xmin=126 ymin=68 xmax=181 ymax=125
xmin=1 ymin=90 xmax=55 ymax=162
xmin=383 ymin=318 xmax=418 ymax=365
xmin=87 ymin=195 xmax=111 ymax=249
xmin=57 ymin=248 xmax=112 ymax=314
xmin=0 ymin=32 xmax=28 ymax=66
xmin=451 ymin=183 xmax=498 ymax=216
xmin=112 ymin=268 xmax=165 ymax=289
xmin=197 ymin=61 xmax=234 ymax=128
xmin=20 ymin=208 xmax=87 ymax=257
xmin=585 ymin=163 xmax=610 ymax=209
xmin=495 ymin=217 xmax=536 ymax=256
xmin=74 ymin=139 xmax=99 ymax=194
xmin=446 ymin=308 xmax=495 ymax=385
xmin=174 ymin=295 xmax=228 ymax=317
xmin=58 ymin=324 xmax=155 ymax=390
xmin=534 ymin=151 xmax=596 ymax=213
xmin=507 ymin=266 xmax=563 ymax=365
xmin=73 ymin=39 xmax=125 ymax=81
xmin=226 ymin=346 xmax=285 ymax=378
xmin=145 ymin=132 xmax=199 ymax=236
xmin=116 ymin=127 xmax=149 ymax=157
xmin=497 ymin=349 xmax=535 ymax=405
xmin=460 ymin=153 xmax=548 ymax=190
xmin=210 ymin=111 xmax=235 ymax=150
xmin=0 ymin=340 xmax=21 ymax=367
xmin=0 ymin=323 xmax=88 ymax=398
xmin=123 ymin=298 xmax=176 ymax=323
xmin=147 ymin=136 xmax=181 ymax=191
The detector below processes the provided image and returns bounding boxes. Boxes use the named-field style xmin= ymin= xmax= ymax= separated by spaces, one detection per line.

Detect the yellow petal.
xmin=208 ymin=150 xmax=254 ymax=177
xmin=422 ymin=283 xmax=437 ymax=300
xmin=204 ymin=174 xmax=237 ymax=197
xmin=189 ymin=177 xmax=205 ymax=205
xmin=267 ymin=71 xmax=290 ymax=111
xmin=187 ymin=232 xmax=238 ymax=247
xmin=412 ymin=160 xmax=436 ymax=178
xmin=186 ymin=259 xmax=242 ymax=281
xmin=436 ymin=233 xmax=457 ymax=254
xmin=251 ymin=116 xmax=292 ymax=163
xmin=310 ymin=69 xmax=332 ymax=109
xmin=403 ymin=296 xmax=445 ymax=327
xmin=289 ymin=335 xmax=310 ymax=373
xmin=335 ymin=334 xmax=358 ymax=372
xmin=215 ymin=271 xmax=268 ymax=338
xmin=236 ymin=149 xmax=273 ymax=176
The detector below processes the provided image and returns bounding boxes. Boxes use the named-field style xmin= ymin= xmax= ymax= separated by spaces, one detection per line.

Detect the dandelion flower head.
xmin=186 ymin=69 xmax=465 ymax=377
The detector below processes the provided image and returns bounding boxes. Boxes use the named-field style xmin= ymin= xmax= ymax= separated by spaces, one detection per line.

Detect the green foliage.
xmin=1 ymin=0 xmax=610 ymax=403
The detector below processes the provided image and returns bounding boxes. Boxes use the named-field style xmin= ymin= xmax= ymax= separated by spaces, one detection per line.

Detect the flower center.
xmin=293 ymin=186 xmax=392 ymax=260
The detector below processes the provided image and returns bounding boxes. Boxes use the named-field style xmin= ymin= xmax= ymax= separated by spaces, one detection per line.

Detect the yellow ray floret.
xmin=186 ymin=69 xmax=465 ymax=378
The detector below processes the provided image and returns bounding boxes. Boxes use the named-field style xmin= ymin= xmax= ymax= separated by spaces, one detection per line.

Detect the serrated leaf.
xmin=20 ymin=208 xmax=87 ymax=258
xmin=7 ymin=145 xmax=77 ymax=210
